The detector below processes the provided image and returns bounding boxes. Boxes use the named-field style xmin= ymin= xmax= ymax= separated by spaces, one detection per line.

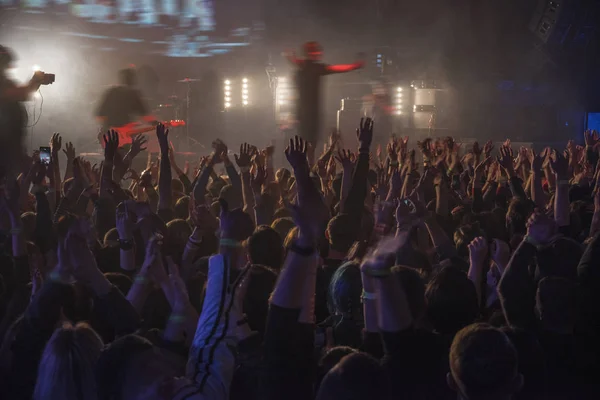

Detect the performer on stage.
xmin=0 ymin=45 xmax=47 ymax=174
xmin=362 ymin=79 xmax=394 ymax=144
xmin=95 ymin=67 xmax=157 ymax=143
xmin=283 ymin=41 xmax=363 ymax=146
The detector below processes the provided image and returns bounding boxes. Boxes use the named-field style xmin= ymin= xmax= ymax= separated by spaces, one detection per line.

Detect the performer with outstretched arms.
xmin=283 ymin=41 xmax=363 ymax=146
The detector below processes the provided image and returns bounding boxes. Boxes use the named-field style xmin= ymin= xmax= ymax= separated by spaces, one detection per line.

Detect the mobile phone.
xmin=403 ymin=199 xmax=416 ymax=214
xmin=39 ymin=146 xmax=51 ymax=165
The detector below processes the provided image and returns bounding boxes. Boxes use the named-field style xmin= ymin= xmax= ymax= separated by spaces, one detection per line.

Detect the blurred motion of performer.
xmin=95 ymin=67 xmax=156 ymax=143
xmin=283 ymin=41 xmax=363 ymax=146
xmin=0 ymin=45 xmax=46 ymax=174
xmin=362 ymin=79 xmax=394 ymax=144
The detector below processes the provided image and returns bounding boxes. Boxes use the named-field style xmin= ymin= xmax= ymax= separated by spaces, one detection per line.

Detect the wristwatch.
xmin=118 ymin=238 xmax=134 ymax=251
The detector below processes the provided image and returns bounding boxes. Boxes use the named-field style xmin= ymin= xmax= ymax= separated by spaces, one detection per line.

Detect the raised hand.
xmin=156 ymin=123 xmax=169 ymax=153
xmin=102 ymin=130 xmax=119 ymax=161
xmin=497 ymin=145 xmax=515 ymax=175
xmin=468 ymin=236 xmax=488 ymax=266
xmin=130 ymin=134 xmax=148 ymax=158
xmin=212 ymin=139 xmax=228 ymax=163
xmin=234 ymin=143 xmax=252 ymax=169
xmin=549 ymin=149 xmax=569 ymax=180
xmin=483 ymin=140 xmax=494 ymax=157
xmin=472 ymin=141 xmax=482 ymax=157
xmin=63 ymin=141 xmax=76 ymax=161
xmin=190 ymin=204 xmax=219 ymax=234
xmin=584 ymin=129 xmax=599 ymax=148
xmin=374 ymin=168 xmax=389 ymax=199
xmin=417 ymin=138 xmax=433 ymax=160
xmin=251 ymin=162 xmax=268 ymax=193
xmin=473 ymin=156 xmax=491 ymax=183
xmin=50 ymin=133 xmax=62 ymax=155
xmin=356 ymin=117 xmax=374 ymax=151
xmin=116 ymin=202 xmax=134 ymax=240
xmin=285 ymin=135 xmax=309 ymax=173
xmin=527 ymin=148 xmax=544 ymax=172
xmin=335 ymin=148 xmax=356 ymax=171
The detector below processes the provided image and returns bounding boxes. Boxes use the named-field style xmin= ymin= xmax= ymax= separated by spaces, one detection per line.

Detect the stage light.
xmin=396 ymin=110 xmax=402 ymax=115
xmin=32 ymin=65 xmax=41 ymax=72
xmin=242 ymin=78 xmax=248 ymax=83
xmin=225 ymin=102 xmax=231 ymax=108
xmin=397 ymin=87 xmax=402 ymax=92
xmin=225 ymin=91 xmax=230 ymax=96
xmin=413 ymin=105 xmax=417 ymax=112
xmin=396 ymin=93 xmax=403 ymax=98
xmin=242 ymin=95 xmax=248 ymax=100
xmin=225 ymin=80 xmax=230 ymax=85
xmin=225 ymin=96 xmax=231 ymax=102
xmin=243 ymin=100 xmax=248 ymax=106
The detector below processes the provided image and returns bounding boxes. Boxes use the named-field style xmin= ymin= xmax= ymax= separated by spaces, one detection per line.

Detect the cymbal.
xmin=177 ymin=78 xmax=201 ymax=83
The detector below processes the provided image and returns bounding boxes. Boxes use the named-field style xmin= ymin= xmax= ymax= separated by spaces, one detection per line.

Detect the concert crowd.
xmin=1 ymin=114 xmax=600 ymax=400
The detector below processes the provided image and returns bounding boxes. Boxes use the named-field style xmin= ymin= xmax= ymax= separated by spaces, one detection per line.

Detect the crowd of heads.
xmin=0 ymin=117 xmax=600 ymax=399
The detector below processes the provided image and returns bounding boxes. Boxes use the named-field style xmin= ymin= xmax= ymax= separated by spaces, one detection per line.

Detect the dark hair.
xmin=244 ymin=265 xmax=277 ymax=338
xmin=450 ymin=324 xmax=519 ymax=399
xmin=536 ymin=277 xmax=577 ymax=332
xmin=327 ymin=214 xmax=356 ymax=253
xmin=96 ymin=334 xmax=154 ymax=400
xmin=248 ymin=226 xmax=283 ymax=271
xmin=0 ymin=45 xmax=14 ymax=69
xmin=316 ymin=352 xmax=391 ymax=400
xmin=426 ymin=266 xmax=479 ymax=334
xmin=271 ymin=217 xmax=295 ymax=241
xmin=394 ymin=266 xmax=426 ymax=322
xmin=174 ymin=196 xmax=190 ymax=220
xmin=118 ymin=68 xmax=136 ymax=87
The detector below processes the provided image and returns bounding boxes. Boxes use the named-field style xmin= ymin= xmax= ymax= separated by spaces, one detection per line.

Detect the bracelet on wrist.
xmin=362 ymin=265 xmax=393 ymax=278
xmin=361 ymin=290 xmax=377 ymax=301
xmin=118 ymin=238 xmax=134 ymax=251
xmin=168 ymin=315 xmax=186 ymax=323
xmin=220 ymin=238 xmax=243 ymax=248
xmin=289 ymin=241 xmax=316 ymax=256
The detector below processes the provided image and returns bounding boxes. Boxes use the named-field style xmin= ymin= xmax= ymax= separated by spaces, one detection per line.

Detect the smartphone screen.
xmin=39 ymin=146 xmax=51 ymax=165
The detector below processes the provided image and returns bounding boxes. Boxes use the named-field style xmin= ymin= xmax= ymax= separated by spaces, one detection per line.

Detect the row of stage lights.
xmin=395 ymin=87 xmax=403 ymax=115
xmin=224 ymin=78 xmax=250 ymax=109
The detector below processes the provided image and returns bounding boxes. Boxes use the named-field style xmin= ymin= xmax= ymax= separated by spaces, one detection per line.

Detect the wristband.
xmin=31 ymin=184 xmax=47 ymax=194
xmin=118 ymin=238 xmax=134 ymax=251
xmin=220 ymin=238 xmax=243 ymax=248
xmin=168 ymin=315 xmax=186 ymax=323
xmin=361 ymin=290 xmax=377 ymax=301
xmin=363 ymin=266 xmax=393 ymax=278
xmin=289 ymin=241 xmax=315 ymax=256
xmin=523 ymin=235 xmax=540 ymax=247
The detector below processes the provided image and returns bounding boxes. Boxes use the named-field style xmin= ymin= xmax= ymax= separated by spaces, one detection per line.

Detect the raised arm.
xmin=325 ymin=60 xmax=364 ymax=74
xmin=156 ymin=124 xmax=173 ymax=212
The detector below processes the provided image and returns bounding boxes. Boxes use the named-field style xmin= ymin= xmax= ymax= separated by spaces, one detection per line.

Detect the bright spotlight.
xmin=225 ymin=91 xmax=230 ymax=96
xmin=225 ymin=102 xmax=231 ymax=108
xmin=396 ymin=93 xmax=403 ymax=98
xmin=397 ymin=87 xmax=402 ymax=92
xmin=242 ymin=84 xmax=248 ymax=89
xmin=32 ymin=65 xmax=41 ymax=72
xmin=242 ymin=94 xmax=248 ymax=100
xmin=225 ymin=96 xmax=231 ymax=102
xmin=396 ymin=110 xmax=402 ymax=115
xmin=225 ymin=80 xmax=230 ymax=85
xmin=243 ymin=100 xmax=248 ymax=106
xmin=225 ymin=85 xmax=231 ymax=90
xmin=242 ymin=78 xmax=248 ymax=83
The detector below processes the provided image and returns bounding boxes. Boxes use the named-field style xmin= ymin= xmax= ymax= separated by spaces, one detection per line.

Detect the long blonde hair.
xmin=33 ymin=322 xmax=104 ymax=400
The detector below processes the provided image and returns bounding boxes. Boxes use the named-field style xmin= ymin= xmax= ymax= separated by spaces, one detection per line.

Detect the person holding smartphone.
xmin=0 ymin=45 xmax=49 ymax=175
